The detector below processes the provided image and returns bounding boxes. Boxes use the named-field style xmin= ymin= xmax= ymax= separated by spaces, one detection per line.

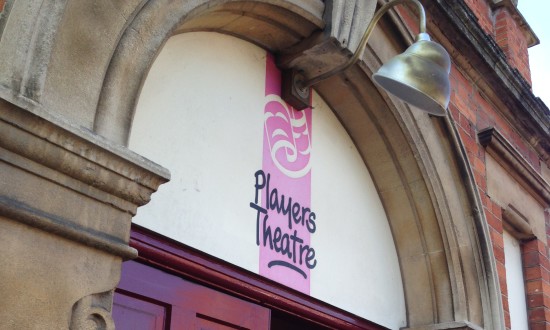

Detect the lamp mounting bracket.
xmin=281 ymin=0 xmax=429 ymax=111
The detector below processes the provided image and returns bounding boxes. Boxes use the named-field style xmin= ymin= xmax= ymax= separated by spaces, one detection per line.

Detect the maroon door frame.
xmin=128 ymin=224 xmax=387 ymax=330
xmin=114 ymin=260 xmax=271 ymax=330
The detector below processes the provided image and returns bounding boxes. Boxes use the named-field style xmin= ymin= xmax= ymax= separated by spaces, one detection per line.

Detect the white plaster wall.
xmin=310 ymin=96 xmax=406 ymax=329
xmin=503 ymin=231 xmax=528 ymax=330
xmin=129 ymin=32 xmax=405 ymax=329
xmin=129 ymin=32 xmax=265 ymax=273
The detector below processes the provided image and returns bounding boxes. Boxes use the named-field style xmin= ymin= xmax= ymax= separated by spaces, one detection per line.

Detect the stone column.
xmin=0 ymin=99 xmax=169 ymax=329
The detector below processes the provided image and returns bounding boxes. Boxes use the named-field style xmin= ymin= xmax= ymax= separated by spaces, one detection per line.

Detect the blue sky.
xmin=518 ymin=1 xmax=550 ymax=107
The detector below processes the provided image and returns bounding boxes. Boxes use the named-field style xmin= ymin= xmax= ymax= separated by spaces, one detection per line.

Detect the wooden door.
xmin=113 ymin=260 xmax=271 ymax=330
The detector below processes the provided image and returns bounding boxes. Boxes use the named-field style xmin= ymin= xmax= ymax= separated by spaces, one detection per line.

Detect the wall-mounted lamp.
xmin=282 ymin=0 xmax=451 ymax=116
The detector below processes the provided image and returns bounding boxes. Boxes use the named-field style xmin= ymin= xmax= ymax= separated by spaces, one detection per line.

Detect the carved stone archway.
xmin=90 ymin=1 xmax=503 ymax=329
xmin=0 ymin=0 xmax=503 ymax=328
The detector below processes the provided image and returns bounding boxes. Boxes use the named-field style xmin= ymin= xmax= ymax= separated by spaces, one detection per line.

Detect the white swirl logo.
xmin=264 ymin=94 xmax=312 ymax=178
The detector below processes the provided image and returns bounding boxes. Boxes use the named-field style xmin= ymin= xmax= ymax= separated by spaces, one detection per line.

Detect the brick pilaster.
xmin=522 ymin=239 xmax=550 ymax=329
xmin=494 ymin=7 xmax=532 ymax=84
xmin=465 ymin=0 xmax=494 ymax=36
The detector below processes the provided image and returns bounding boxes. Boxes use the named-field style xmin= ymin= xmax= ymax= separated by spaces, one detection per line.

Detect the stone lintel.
xmin=478 ymin=127 xmax=550 ymax=206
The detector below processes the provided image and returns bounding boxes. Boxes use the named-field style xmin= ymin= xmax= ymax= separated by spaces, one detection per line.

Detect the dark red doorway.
xmin=114 ymin=225 xmax=386 ymax=330
xmin=113 ymin=260 xmax=270 ymax=330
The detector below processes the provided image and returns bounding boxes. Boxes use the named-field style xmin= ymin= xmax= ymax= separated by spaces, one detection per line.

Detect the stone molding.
xmin=0 ymin=0 xmax=69 ymax=107
xmin=0 ymin=99 xmax=170 ymax=255
xmin=70 ymin=291 xmax=115 ymax=330
xmin=94 ymin=0 xmax=326 ymax=144
xmin=0 ymin=100 xmax=170 ymax=208
xmin=0 ymin=100 xmax=169 ymax=328
xmin=0 ymin=196 xmax=137 ymax=260
xmin=502 ymin=204 xmax=536 ymax=241
xmin=478 ymin=127 xmax=550 ymax=206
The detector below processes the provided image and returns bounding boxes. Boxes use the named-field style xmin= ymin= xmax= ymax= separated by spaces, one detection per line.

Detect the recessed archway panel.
xmin=128 ymin=31 xmax=407 ymax=329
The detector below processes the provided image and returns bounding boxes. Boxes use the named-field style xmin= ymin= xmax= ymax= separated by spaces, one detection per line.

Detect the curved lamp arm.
xmin=282 ymin=0 xmax=451 ymax=116
xmin=302 ymin=0 xmax=427 ymax=88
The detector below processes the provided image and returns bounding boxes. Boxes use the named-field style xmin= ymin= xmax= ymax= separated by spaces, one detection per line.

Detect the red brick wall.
xmin=369 ymin=0 xmax=546 ymax=328
xmin=450 ymin=1 xmax=547 ymax=327
xmin=396 ymin=6 xmax=420 ymax=36
xmin=450 ymin=61 xmax=548 ymax=330
xmin=522 ymin=239 xmax=550 ymax=329
xmin=494 ymin=7 xmax=532 ymax=84
xmin=465 ymin=0 xmax=494 ymax=36
xmin=399 ymin=1 xmax=548 ymax=329
xmin=458 ymin=0 xmax=533 ymax=84
xmin=400 ymin=1 xmax=532 ymax=84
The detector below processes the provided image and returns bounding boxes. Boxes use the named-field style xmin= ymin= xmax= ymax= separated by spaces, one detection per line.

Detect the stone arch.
xmin=313 ymin=65 xmax=503 ymax=328
xmin=93 ymin=0 xmax=325 ymax=145
xmin=92 ymin=1 xmax=503 ymax=328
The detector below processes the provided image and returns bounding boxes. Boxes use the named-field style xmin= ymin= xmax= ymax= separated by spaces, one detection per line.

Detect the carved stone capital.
xmin=70 ymin=291 xmax=115 ymax=330
xmin=0 ymin=100 xmax=169 ymax=328
xmin=278 ymin=0 xmax=377 ymax=81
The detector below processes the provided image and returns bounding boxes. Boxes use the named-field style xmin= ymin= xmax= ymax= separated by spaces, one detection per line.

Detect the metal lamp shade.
xmin=373 ymin=39 xmax=451 ymax=116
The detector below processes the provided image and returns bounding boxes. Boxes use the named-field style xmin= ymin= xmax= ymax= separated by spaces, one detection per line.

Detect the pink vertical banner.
xmin=250 ymin=54 xmax=316 ymax=294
